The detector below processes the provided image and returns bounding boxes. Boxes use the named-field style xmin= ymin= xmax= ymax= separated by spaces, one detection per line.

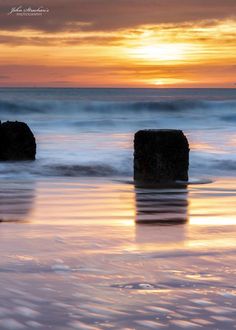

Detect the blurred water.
xmin=0 ymin=178 xmax=235 ymax=329
xmin=0 ymin=88 xmax=236 ymax=179
xmin=0 ymin=88 xmax=236 ymax=329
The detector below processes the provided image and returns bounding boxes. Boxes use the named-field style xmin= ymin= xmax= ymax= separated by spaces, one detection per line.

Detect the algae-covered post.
xmin=134 ymin=129 xmax=189 ymax=183
xmin=0 ymin=121 xmax=36 ymax=160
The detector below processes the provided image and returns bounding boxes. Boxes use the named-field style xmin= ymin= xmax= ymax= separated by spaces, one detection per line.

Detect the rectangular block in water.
xmin=134 ymin=129 xmax=189 ymax=183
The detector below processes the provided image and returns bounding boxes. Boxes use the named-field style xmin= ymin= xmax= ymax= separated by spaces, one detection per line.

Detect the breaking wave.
xmin=1 ymin=99 xmax=236 ymax=117
xmin=42 ymin=163 xmax=127 ymax=177
xmin=0 ymin=161 xmax=130 ymax=178
xmin=0 ymin=88 xmax=236 ymax=180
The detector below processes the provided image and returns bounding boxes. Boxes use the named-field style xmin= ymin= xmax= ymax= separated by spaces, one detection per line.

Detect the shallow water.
xmin=0 ymin=88 xmax=236 ymax=329
xmin=0 ymin=178 xmax=236 ymax=329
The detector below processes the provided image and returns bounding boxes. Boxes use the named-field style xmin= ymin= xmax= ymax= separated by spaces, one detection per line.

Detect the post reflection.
xmin=135 ymin=183 xmax=189 ymax=225
xmin=0 ymin=181 xmax=35 ymax=223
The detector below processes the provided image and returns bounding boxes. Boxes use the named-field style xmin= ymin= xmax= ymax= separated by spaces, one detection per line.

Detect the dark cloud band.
xmin=0 ymin=0 xmax=235 ymax=32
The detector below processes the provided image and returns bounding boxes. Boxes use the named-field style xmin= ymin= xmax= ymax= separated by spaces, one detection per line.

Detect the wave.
xmin=0 ymin=100 xmax=46 ymax=114
xmin=212 ymin=159 xmax=236 ymax=171
xmin=1 ymin=98 xmax=236 ymax=116
xmin=221 ymin=114 xmax=236 ymax=122
xmin=0 ymin=161 xmax=130 ymax=178
xmin=42 ymin=163 xmax=126 ymax=177
xmin=1 ymin=157 xmax=236 ymax=179
xmin=81 ymin=100 xmax=206 ymax=112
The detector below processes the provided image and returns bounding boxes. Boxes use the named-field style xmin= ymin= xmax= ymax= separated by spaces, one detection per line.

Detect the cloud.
xmin=0 ymin=75 xmax=9 ymax=79
xmin=0 ymin=0 xmax=235 ymax=33
xmin=0 ymin=18 xmax=235 ymax=49
xmin=0 ymin=32 xmax=124 ymax=47
xmin=49 ymin=80 xmax=71 ymax=84
xmin=0 ymin=62 xmax=235 ymax=84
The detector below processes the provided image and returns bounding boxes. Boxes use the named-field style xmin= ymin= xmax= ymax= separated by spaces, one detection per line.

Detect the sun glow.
xmin=129 ymin=43 xmax=191 ymax=61
xmin=153 ymin=78 xmax=189 ymax=85
xmin=0 ymin=19 xmax=235 ymax=87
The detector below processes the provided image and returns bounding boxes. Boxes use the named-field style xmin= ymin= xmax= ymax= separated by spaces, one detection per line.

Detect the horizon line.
xmin=0 ymin=86 xmax=235 ymax=89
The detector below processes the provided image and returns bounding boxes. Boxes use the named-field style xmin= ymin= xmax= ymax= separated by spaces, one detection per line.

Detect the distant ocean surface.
xmin=0 ymin=87 xmax=236 ymax=179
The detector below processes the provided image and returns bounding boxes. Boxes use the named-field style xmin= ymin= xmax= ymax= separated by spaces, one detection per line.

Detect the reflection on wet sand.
xmin=0 ymin=178 xmax=235 ymax=329
xmin=135 ymin=219 xmax=186 ymax=250
xmin=135 ymin=184 xmax=188 ymax=225
xmin=0 ymin=181 xmax=35 ymax=222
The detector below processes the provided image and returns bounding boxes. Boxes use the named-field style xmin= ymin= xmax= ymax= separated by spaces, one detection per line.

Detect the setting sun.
xmin=129 ymin=43 xmax=190 ymax=62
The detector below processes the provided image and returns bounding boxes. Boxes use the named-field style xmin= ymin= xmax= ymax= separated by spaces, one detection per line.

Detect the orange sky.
xmin=0 ymin=0 xmax=236 ymax=87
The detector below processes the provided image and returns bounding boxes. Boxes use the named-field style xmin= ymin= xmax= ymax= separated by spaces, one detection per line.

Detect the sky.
xmin=0 ymin=0 xmax=235 ymax=87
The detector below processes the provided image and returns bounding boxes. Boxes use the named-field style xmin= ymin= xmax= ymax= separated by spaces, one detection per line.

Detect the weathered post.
xmin=0 ymin=121 xmax=36 ymax=160
xmin=134 ymin=129 xmax=189 ymax=183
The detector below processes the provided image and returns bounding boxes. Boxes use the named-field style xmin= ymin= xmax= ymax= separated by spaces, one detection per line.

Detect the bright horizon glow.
xmin=128 ymin=43 xmax=191 ymax=62
xmin=0 ymin=18 xmax=235 ymax=87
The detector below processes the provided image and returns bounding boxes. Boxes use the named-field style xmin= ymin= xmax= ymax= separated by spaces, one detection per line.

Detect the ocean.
xmin=0 ymin=88 xmax=236 ymax=179
xmin=0 ymin=88 xmax=236 ymax=329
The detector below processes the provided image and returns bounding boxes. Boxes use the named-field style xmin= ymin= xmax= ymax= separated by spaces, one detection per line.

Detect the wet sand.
xmin=0 ymin=178 xmax=235 ymax=329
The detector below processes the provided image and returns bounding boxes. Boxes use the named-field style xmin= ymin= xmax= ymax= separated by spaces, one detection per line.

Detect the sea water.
xmin=0 ymin=87 xmax=236 ymax=179
xmin=0 ymin=88 xmax=235 ymax=329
